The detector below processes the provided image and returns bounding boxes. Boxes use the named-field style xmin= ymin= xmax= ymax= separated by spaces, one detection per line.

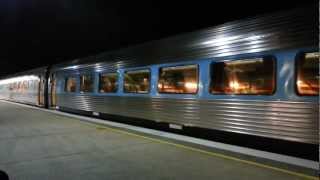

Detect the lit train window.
xmin=65 ymin=77 xmax=77 ymax=92
xmin=13 ymin=82 xmax=18 ymax=91
xmin=23 ymin=81 xmax=28 ymax=90
xmin=99 ymin=73 xmax=118 ymax=93
xmin=124 ymin=69 xmax=150 ymax=93
xmin=158 ymin=64 xmax=198 ymax=94
xmin=9 ymin=84 xmax=14 ymax=91
xmin=296 ymin=52 xmax=319 ymax=96
xmin=210 ymin=57 xmax=275 ymax=95
xmin=80 ymin=75 xmax=94 ymax=93
xmin=18 ymin=82 xmax=22 ymax=91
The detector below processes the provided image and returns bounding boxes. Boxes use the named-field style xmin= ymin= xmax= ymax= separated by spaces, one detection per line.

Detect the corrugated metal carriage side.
xmin=0 ymin=6 xmax=318 ymax=160
xmin=0 ymin=67 xmax=48 ymax=106
xmin=49 ymin=6 xmax=318 ymax=146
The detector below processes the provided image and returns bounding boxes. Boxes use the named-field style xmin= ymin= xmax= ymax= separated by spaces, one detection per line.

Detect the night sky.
xmin=0 ymin=1 xmax=317 ymax=77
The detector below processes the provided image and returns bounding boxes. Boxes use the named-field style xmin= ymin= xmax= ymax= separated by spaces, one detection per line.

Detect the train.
xmin=0 ymin=6 xmax=318 ymax=160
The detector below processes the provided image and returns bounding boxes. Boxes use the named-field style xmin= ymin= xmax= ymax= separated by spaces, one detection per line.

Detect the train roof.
xmin=51 ymin=5 xmax=318 ymax=72
xmin=0 ymin=66 xmax=48 ymax=80
xmin=8 ymin=5 xmax=320 ymax=74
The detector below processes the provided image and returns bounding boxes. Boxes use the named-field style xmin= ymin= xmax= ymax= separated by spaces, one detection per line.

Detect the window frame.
xmin=295 ymin=51 xmax=319 ymax=96
xmin=157 ymin=64 xmax=199 ymax=94
xmin=79 ymin=74 xmax=95 ymax=93
xmin=209 ymin=56 xmax=277 ymax=95
xmin=123 ymin=68 xmax=151 ymax=94
xmin=98 ymin=72 xmax=119 ymax=94
xmin=64 ymin=77 xmax=77 ymax=93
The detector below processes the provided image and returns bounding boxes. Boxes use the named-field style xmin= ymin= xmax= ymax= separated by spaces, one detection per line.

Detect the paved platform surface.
xmin=0 ymin=101 xmax=317 ymax=180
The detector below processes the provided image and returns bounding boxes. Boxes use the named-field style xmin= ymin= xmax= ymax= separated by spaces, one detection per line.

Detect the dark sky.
xmin=0 ymin=1 xmax=317 ymax=77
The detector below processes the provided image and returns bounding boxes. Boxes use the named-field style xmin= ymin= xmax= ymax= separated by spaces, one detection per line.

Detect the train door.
xmin=38 ymin=77 xmax=45 ymax=106
xmin=50 ymin=74 xmax=57 ymax=107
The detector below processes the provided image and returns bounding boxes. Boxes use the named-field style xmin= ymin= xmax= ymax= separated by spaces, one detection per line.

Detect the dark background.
xmin=0 ymin=1 xmax=317 ymax=77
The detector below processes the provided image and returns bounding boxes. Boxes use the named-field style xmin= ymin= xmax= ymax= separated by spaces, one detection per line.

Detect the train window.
xmin=18 ymin=82 xmax=22 ymax=91
xmin=13 ymin=82 xmax=18 ymax=91
xmin=99 ymin=73 xmax=118 ymax=93
xmin=9 ymin=84 xmax=14 ymax=91
xmin=296 ymin=52 xmax=319 ymax=95
xmin=65 ymin=77 xmax=77 ymax=92
xmin=124 ymin=69 xmax=150 ymax=93
xmin=158 ymin=64 xmax=198 ymax=94
xmin=30 ymin=80 xmax=35 ymax=89
xmin=210 ymin=57 xmax=275 ymax=95
xmin=23 ymin=81 xmax=28 ymax=90
xmin=80 ymin=75 xmax=94 ymax=93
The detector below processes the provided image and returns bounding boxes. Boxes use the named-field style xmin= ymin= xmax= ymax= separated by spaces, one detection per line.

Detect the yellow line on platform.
xmin=89 ymin=123 xmax=318 ymax=180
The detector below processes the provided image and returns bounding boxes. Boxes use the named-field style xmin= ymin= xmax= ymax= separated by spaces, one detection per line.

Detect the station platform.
xmin=0 ymin=100 xmax=318 ymax=180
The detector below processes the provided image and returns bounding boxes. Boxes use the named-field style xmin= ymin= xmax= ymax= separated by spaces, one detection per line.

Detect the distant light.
xmin=229 ymin=81 xmax=240 ymax=89
xmin=184 ymin=82 xmax=197 ymax=90
xmin=305 ymin=52 xmax=319 ymax=59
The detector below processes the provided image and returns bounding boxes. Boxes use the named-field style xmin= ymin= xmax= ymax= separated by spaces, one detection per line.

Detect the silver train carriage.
xmin=0 ymin=67 xmax=48 ymax=107
xmin=0 ymin=6 xmax=318 ymax=159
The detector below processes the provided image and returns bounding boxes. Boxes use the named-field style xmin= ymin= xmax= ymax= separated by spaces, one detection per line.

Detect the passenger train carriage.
xmin=0 ymin=6 xmax=318 ymax=160
xmin=0 ymin=67 xmax=47 ymax=106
